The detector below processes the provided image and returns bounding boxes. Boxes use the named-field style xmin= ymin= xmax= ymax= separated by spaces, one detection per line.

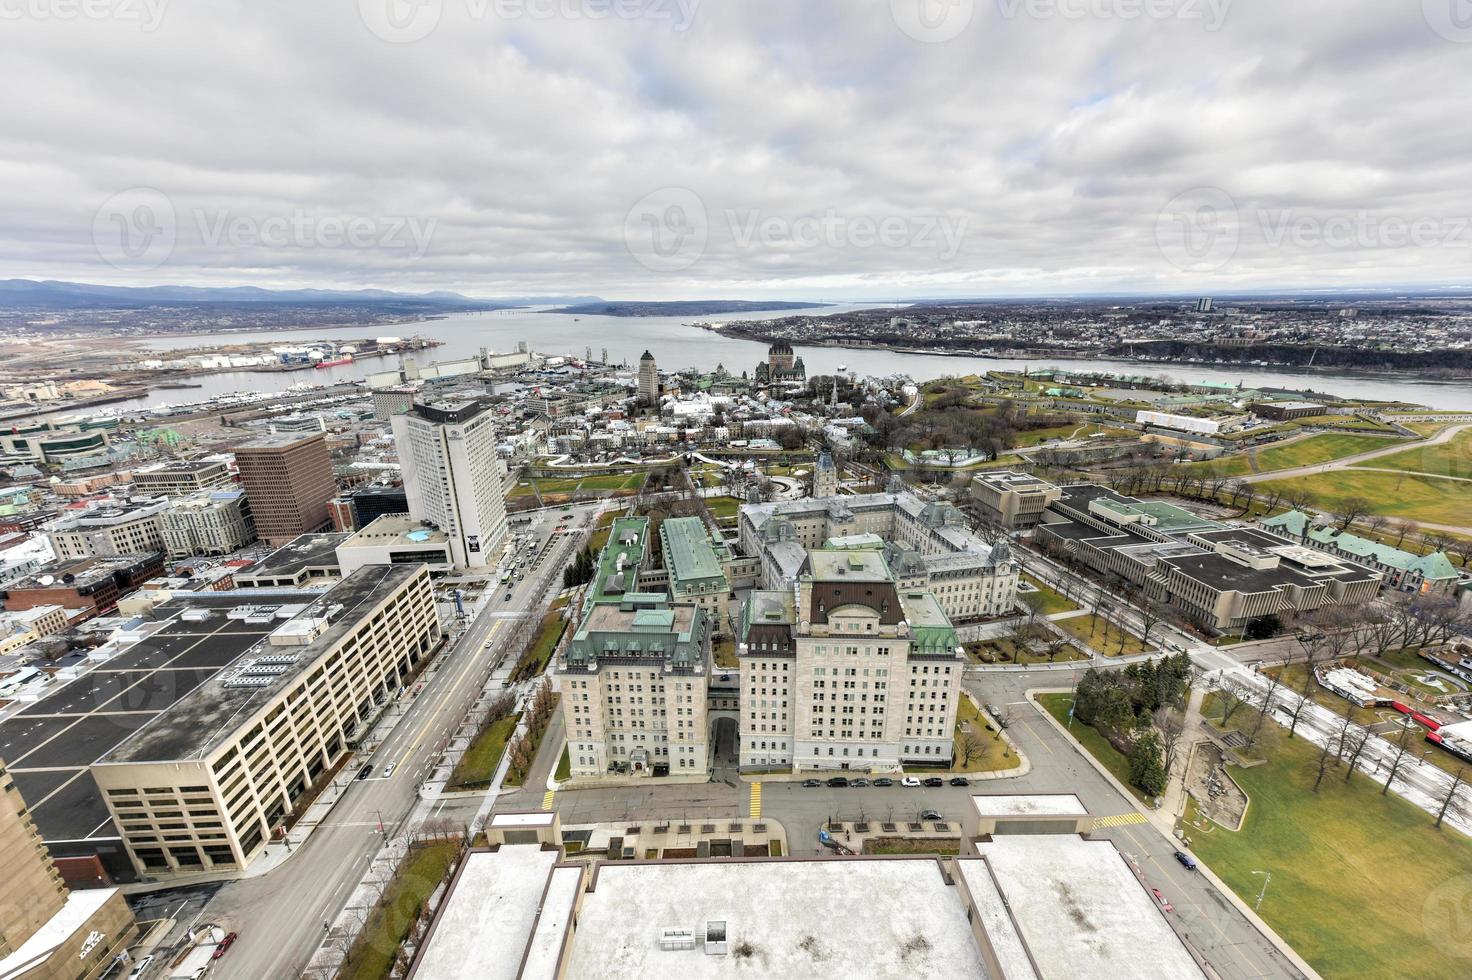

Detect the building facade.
xmin=637 ymin=350 xmax=659 ymax=404
xmin=392 ymin=396 xmax=509 ymax=568
xmin=812 ymin=451 xmax=838 ymax=498
xmin=659 ymin=516 xmax=731 ymax=631
xmin=753 ymin=341 xmax=805 ymax=384
xmin=91 ymin=564 xmax=441 ymax=878
xmin=158 ymin=490 xmax=256 ymax=557
xmin=969 ymin=471 xmax=1062 ymax=529
xmin=232 ymin=432 xmax=337 ymax=546
xmin=1260 ymin=510 xmax=1460 ymax=597
xmin=46 ymin=500 xmax=168 ymax=560
xmin=736 ymin=550 xmax=965 ymax=772
xmin=130 ymin=459 xmax=233 ymax=495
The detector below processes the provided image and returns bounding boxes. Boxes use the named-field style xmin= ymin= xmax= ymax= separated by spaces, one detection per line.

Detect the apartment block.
xmin=130 ymin=458 xmax=233 ymax=495
xmin=232 ymin=432 xmax=337 ymax=546
xmin=737 ymin=549 xmax=965 ymax=772
xmin=3 ymin=553 xmax=165 ymax=620
xmin=392 ymin=396 xmax=508 ymax=568
xmin=90 ymin=564 xmax=441 ymax=878
xmin=158 ymin=490 xmax=256 ymax=557
xmin=558 ymin=594 xmax=711 ymax=779
xmin=46 ymin=499 xmax=168 ymax=560
xmin=969 ymin=470 xmax=1062 ymax=529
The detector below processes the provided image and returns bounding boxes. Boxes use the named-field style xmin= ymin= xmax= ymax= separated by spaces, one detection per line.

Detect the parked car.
xmin=126 ymin=955 xmax=154 ymax=980
xmin=923 ymin=776 xmax=944 ymax=787
xmin=1174 ymin=850 xmax=1198 ymax=871
xmin=872 ymin=777 xmax=894 ymax=787
xmin=355 ymin=762 xmax=373 ymax=780
xmin=802 ymin=778 xmax=821 ymax=788
xmin=826 ymin=776 xmax=849 ymax=787
xmin=849 ymin=778 xmax=870 ymax=787
xmin=212 ymin=932 xmax=238 ymax=960
xmin=1151 ymin=888 xmax=1173 ymax=913
xmin=901 ymin=776 xmax=921 ymax=788
xmin=920 ymin=809 xmax=943 ymax=821
xmin=949 ymin=776 xmax=970 ymax=786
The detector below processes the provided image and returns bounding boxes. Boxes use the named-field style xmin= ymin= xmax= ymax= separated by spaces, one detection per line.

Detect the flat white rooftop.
xmin=522 ymin=867 xmax=582 ymax=979
xmin=563 ymin=858 xmax=985 ymax=980
xmin=972 ymin=794 xmax=1087 ymax=818
xmin=412 ymin=846 xmax=559 ymax=980
xmin=490 ymin=812 xmax=556 ymax=828
xmin=959 ymin=837 xmax=1205 ymax=980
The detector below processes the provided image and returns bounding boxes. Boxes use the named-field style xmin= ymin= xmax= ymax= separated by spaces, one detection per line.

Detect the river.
xmin=118 ymin=306 xmax=1472 ymax=412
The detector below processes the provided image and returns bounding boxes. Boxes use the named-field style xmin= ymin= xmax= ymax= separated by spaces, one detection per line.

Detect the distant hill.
xmin=0 ymin=279 xmax=601 ymax=310
xmin=544 ymin=300 xmax=827 ymax=317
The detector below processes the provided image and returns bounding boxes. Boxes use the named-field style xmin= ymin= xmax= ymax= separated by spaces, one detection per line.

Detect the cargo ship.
xmin=315 ymin=354 xmax=354 ymax=368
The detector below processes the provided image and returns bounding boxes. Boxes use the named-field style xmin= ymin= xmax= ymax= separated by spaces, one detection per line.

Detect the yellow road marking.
xmin=1092 ymin=811 xmax=1148 ymax=829
xmin=749 ymin=781 xmax=762 ymax=819
xmin=542 ymin=791 xmax=555 ymax=811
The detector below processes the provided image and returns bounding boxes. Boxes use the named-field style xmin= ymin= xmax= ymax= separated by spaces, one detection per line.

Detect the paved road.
xmin=195 ymin=502 xmax=603 ymax=980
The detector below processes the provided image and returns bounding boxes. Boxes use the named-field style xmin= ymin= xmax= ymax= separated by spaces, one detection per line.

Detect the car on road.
xmin=826 ymin=776 xmax=849 ymax=787
xmin=381 ymin=763 xmax=396 ymax=778
xmin=900 ymin=776 xmax=921 ymax=788
xmin=1174 ymin=850 xmax=1198 ymax=871
xmin=1151 ymin=888 xmax=1173 ymax=913
xmin=949 ymin=776 xmax=970 ymax=786
xmin=849 ymin=778 xmax=870 ymax=787
xmin=802 ymin=778 xmax=821 ymax=787
xmin=920 ymin=809 xmax=943 ymax=821
xmin=355 ymin=762 xmax=373 ymax=780
xmin=212 ymin=932 xmax=238 ymax=959
xmin=923 ymin=776 xmax=944 ymax=787
xmin=126 ymin=955 xmax=154 ymax=980
xmin=872 ymin=777 xmax=894 ymax=787
xmin=504 ymin=592 xmax=513 ymax=601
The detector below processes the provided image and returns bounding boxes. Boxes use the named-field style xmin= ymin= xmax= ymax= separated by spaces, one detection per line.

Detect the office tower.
xmin=812 ymin=451 xmax=838 ymax=498
xmin=1196 ymin=297 xmax=1213 ymax=313
xmin=391 ymin=395 xmax=508 ymax=568
xmin=637 ymin=350 xmax=658 ymax=404
xmin=232 ymin=432 xmax=336 ymax=546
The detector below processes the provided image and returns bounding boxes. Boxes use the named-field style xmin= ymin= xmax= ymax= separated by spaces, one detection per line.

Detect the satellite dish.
xmin=38 ymin=575 xmax=55 ymax=586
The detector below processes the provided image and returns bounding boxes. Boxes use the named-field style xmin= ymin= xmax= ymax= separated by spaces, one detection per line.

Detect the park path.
xmin=1239 ymin=421 xmax=1469 ymax=484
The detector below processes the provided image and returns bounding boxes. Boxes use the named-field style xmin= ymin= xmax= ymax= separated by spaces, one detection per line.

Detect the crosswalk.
xmin=748 ymin=781 xmax=762 ymax=819
xmin=1092 ymin=811 xmax=1147 ymax=829
xmin=542 ymin=790 xmax=555 ymax=811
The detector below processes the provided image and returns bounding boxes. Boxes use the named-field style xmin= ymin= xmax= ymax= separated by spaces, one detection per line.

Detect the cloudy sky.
xmin=2 ymin=0 xmax=1469 ymax=300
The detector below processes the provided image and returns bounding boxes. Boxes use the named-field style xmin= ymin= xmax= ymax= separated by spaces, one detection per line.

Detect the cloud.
xmin=0 ymin=0 xmax=1466 ymax=299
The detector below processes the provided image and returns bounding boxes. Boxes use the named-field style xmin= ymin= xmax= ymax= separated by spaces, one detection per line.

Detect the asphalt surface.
xmin=190 ymin=501 xmax=603 ymax=980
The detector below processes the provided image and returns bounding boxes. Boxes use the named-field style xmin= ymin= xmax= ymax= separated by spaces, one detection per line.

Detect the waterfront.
xmin=111 ymin=306 xmax=1472 ymax=413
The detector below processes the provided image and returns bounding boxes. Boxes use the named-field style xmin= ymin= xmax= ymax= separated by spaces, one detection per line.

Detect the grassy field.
xmin=966 ymin=635 xmax=1087 ymax=665
xmin=1195 ymin=433 xmax=1400 ymax=480
xmin=706 ymin=496 xmax=741 ymax=522
xmin=1256 ymin=469 xmax=1472 ymax=526
xmin=555 ymin=745 xmax=571 ymax=782
xmin=510 ymin=472 xmax=645 ymax=500
xmin=338 ymin=840 xmax=460 ymax=980
xmin=950 ymin=696 xmax=1022 ymax=773
xmin=1053 ymin=613 xmax=1153 ymax=656
xmin=446 ymin=713 xmax=520 ymax=790
xmin=712 ymin=636 xmax=738 ymax=668
xmin=588 ymin=511 xmax=617 ymax=552
xmin=1181 ymin=716 xmax=1472 ymax=979
xmin=1037 ymin=693 xmax=1148 ymax=802
xmin=1020 ymin=573 xmax=1080 ymax=615
xmin=1358 ymin=428 xmax=1472 ymax=480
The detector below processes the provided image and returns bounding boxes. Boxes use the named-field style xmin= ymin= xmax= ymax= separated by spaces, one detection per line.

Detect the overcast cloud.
xmin=0 ymin=0 xmax=1468 ymax=299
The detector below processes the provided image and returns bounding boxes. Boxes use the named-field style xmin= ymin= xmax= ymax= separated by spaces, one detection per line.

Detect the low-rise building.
xmin=969 ymin=471 xmax=1062 ymax=529
xmin=1260 ymin=510 xmax=1460 ymax=597
xmin=0 ymin=605 xmax=69 ymax=655
xmin=335 ymin=515 xmax=453 ymax=575
xmin=232 ymin=532 xmax=349 ymax=589
xmin=130 ymin=458 xmax=234 ymax=495
xmin=2 ymin=554 xmax=165 ymax=620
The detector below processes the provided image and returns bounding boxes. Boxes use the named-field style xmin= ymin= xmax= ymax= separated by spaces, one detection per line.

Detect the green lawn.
xmin=1037 ymin=693 xmax=1148 ymax=802
xmin=338 ymin=840 xmax=460 ymax=980
xmin=509 ymin=472 xmax=645 ymax=500
xmin=706 ymin=496 xmax=740 ymax=522
xmin=1193 ymin=433 xmax=1398 ymax=480
xmin=713 ymin=636 xmax=738 ymax=668
xmin=1360 ymin=428 xmax=1472 ymax=480
xmin=588 ymin=511 xmax=617 ymax=552
xmin=1020 ymin=573 xmax=1080 ymax=615
xmin=1182 ymin=718 xmax=1472 ymax=979
xmin=1257 ymin=469 xmax=1472 ymax=526
xmin=555 ymin=745 xmax=571 ymax=782
xmin=446 ymin=712 xmax=521 ymax=790
xmin=1053 ymin=613 xmax=1153 ymax=657
xmin=966 ymin=635 xmax=1086 ymax=666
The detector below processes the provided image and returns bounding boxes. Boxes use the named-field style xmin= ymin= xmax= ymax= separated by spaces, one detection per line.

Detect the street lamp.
xmin=1251 ymin=870 xmax=1271 ymax=912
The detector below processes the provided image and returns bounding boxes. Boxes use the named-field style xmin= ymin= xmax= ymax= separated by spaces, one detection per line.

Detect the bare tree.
xmin=1313 ymin=728 xmax=1340 ymax=792
xmin=1342 ymin=722 xmax=1371 ymax=781
xmin=1363 ymin=513 xmax=1389 ymax=538
xmin=1283 ymin=689 xmax=1312 ymax=739
xmin=1248 ymin=670 xmax=1283 ymax=751
xmin=1382 ymin=717 xmax=1415 ymax=795
xmin=1436 ymin=767 xmax=1466 ymax=830
xmin=1392 ymin=520 xmax=1419 ymax=549
xmin=959 ymin=729 xmax=987 ymax=767
xmin=1216 ymin=686 xmax=1248 ymax=727
xmin=1331 ymin=496 xmax=1372 ymax=531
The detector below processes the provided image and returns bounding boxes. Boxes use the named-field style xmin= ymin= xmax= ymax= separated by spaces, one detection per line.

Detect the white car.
xmin=127 ymin=955 xmax=154 ymax=980
xmin=900 ymin=776 xmax=921 ymax=788
xmin=381 ymin=763 xmax=397 ymax=778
